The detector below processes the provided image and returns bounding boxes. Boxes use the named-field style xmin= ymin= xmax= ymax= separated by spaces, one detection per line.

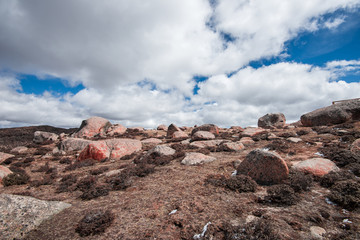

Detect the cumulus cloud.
xmin=0 ymin=0 xmax=359 ymax=128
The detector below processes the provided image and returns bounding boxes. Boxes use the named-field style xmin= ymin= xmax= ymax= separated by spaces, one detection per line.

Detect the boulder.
xmin=60 ymin=138 xmax=92 ymax=152
xmin=292 ymin=158 xmax=339 ymax=177
xmin=181 ymin=152 xmax=216 ymax=165
xmin=33 ymin=131 xmax=59 ymax=144
xmin=0 ymin=194 xmax=71 ymax=239
xmin=73 ymin=116 xmax=112 ymax=138
xmin=258 ymin=113 xmax=286 ymax=129
xmin=191 ymin=124 xmax=219 ymax=136
xmin=10 ymin=146 xmax=28 ymax=154
xmin=0 ymin=152 xmax=14 ymax=164
xmin=220 ymin=142 xmax=245 ymax=152
xmin=237 ymin=149 xmax=289 ymax=185
xmin=78 ymin=138 xmax=141 ymax=161
xmin=192 ymin=131 xmax=215 ymax=141
xmin=241 ymin=127 xmax=267 ymax=137
xmin=106 ymin=124 xmax=127 ymax=136
xmin=239 ymin=137 xmax=255 ymax=146
xmin=189 ymin=140 xmax=224 ymax=149
xmin=147 ymin=145 xmax=175 ymax=157
xmin=167 ymin=124 xmax=181 ymax=138
xmin=141 ymin=138 xmax=163 ymax=148
xmin=172 ymin=131 xmax=188 ymax=140
xmin=157 ymin=124 xmax=168 ymax=131
xmin=300 ymin=100 xmax=360 ymax=127
xmin=351 ymin=138 xmax=360 ymax=156
xmin=0 ymin=166 xmax=12 ymax=182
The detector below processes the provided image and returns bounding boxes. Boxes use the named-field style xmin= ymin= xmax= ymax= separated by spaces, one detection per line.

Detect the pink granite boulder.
xmin=292 ymin=158 xmax=339 ymax=177
xmin=73 ymin=116 xmax=112 ymax=139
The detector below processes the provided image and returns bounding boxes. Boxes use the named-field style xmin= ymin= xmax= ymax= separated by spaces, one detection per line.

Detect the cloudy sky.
xmin=0 ymin=0 xmax=360 ymax=129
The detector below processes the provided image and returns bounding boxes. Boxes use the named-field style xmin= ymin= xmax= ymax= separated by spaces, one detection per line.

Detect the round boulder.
xmin=237 ymin=149 xmax=289 ymax=185
xmin=258 ymin=113 xmax=286 ymax=129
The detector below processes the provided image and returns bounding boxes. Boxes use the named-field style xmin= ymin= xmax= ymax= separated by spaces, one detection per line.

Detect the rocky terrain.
xmin=0 ymin=100 xmax=360 ymax=240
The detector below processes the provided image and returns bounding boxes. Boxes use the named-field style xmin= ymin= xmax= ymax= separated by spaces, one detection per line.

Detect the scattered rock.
xmin=239 ymin=137 xmax=255 ymax=146
xmin=60 ymin=138 xmax=92 ymax=152
xmin=78 ymin=141 xmax=110 ymax=161
xmin=33 ymin=131 xmax=59 ymax=144
xmin=167 ymin=124 xmax=181 ymax=138
xmin=351 ymin=138 xmax=360 ymax=156
xmin=292 ymin=158 xmax=340 ymax=177
xmin=0 ymin=152 xmax=15 ymax=164
xmin=189 ymin=140 xmax=223 ymax=149
xmin=258 ymin=113 xmax=286 ymax=129
xmin=310 ymin=226 xmax=326 ymax=239
xmin=181 ymin=152 xmax=216 ymax=165
xmin=106 ymin=124 xmax=127 ymax=136
xmin=241 ymin=127 xmax=267 ymax=137
xmin=287 ymin=137 xmax=302 ymax=143
xmin=0 ymin=194 xmax=71 ymax=239
xmin=191 ymin=124 xmax=219 ymax=136
xmin=300 ymin=100 xmax=360 ymax=126
xmin=10 ymin=146 xmax=28 ymax=154
xmin=73 ymin=116 xmax=112 ymax=138
xmin=0 ymin=166 xmax=12 ymax=182
xmin=220 ymin=142 xmax=245 ymax=152
xmin=141 ymin=138 xmax=162 ymax=148
xmin=192 ymin=131 xmax=215 ymax=141
xmin=157 ymin=124 xmax=168 ymax=131
xmin=171 ymin=131 xmax=188 ymax=140
xmin=237 ymin=149 xmax=289 ymax=185
xmin=147 ymin=145 xmax=176 ymax=157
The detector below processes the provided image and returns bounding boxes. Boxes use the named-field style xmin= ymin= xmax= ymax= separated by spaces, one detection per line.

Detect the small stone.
xmin=239 ymin=137 xmax=255 ymax=146
xmin=310 ymin=226 xmax=326 ymax=239
xmin=292 ymin=158 xmax=339 ymax=177
xmin=0 ymin=152 xmax=15 ymax=164
xmin=172 ymin=131 xmax=188 ymax=140
xmin=190 ymin=140 xmax=223 ymax=149
xmin=192 ymin=131 xmax=215 ymax=141
xmin=10 ymin=146 xmax=28 ymax=154
xmin=287 ymin=137 xmax=302 ymax=143
xmin=147 ymin=145 xmax=175 ymax=156
xmin=181 ymin=152 xmax=216 ymax=165
xmin=220 ymin=142 xmax=245 ymax=152
xmin=241 ymin=127 xmax=267 ymax=137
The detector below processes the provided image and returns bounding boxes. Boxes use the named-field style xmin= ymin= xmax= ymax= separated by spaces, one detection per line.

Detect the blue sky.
xmin=0 ymin=0 xmax=359 ymax=128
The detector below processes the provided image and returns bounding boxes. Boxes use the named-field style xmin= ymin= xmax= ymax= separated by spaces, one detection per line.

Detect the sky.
xmin=0 ymin=0 xmax=360 ymax=129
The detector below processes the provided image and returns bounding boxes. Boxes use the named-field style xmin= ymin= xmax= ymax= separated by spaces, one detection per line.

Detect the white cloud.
xmin=0 ymin=1 xmax=359 ymax=128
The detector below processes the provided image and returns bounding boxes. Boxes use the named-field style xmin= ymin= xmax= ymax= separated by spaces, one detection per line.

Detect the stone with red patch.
xmin=107 ymin=139 xmax=142 ymax=160
xmin=73 ymin=116 xmax=112 ymax=139
xmin=106 ymin=124 xmax=127 ymax=136
xmin=237 ymin=149 xmax=289 ymax=185
xmin=78 ymin=141 xmax=110 ymax=161
xmin=292 ymin=158 xmax=339 ymax=177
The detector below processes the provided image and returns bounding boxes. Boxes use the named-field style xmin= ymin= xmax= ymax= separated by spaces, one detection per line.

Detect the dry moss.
xmin=75 ymin=210 xmax=114 ymax=237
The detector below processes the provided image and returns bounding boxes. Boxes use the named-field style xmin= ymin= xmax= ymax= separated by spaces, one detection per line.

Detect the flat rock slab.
xmin=147 ymin=145 xmax=176 ymax=156
xmin=0 ymin=152 xmax=14 ymax=164
xmin=0 ymin=194 xmax=71 ymax=239
xmin=141 ymin=138 xmax=163 ymax=147
xmin=190 ymin=140 xmax=224 ymax=149
xmin=192 ymin=131 xmax=215 ymax=141
xmin=237 ymin=149 xmax=289 ymax=185
xmin=292 ymin=158 xmax=340 ymax=177
xmin=220 ymin=142 xmax=245 ymax=152
xmin=241 ymin=127 xmax=267 ymax=137
xmin=181 ymin=152 xmax=216 ymax=165
xmin=60 ymin=138 xmax=92 ymax=152
xmin=10 ymin=146 xmax=28 ymax=154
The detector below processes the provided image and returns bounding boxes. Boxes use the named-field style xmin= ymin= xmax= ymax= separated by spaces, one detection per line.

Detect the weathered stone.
xmin=128 ymin=127 xmax=144 ymax=131
xmin=33 ymin=131 xmax=59 ymax=144
xmin=300 ymin=100 xmax=360 ymax=127
xmin=192 ymin=131 xmax=215 ymax=141
xmin=0 ymin=152 xmax=15 ymax=164
xmin=351 ymin=138 xmax=360 ymax=156
xmin=258 ymin=113 xmax=286 ymax=129
xmin=78 ymin=141 xmax=110 ymax=161
xmin=292 ymin=158 xmax=339 ymax=177
xmin=310 ymin=226 xmax=326 ymax=239
xmin=167 ymin=124 xmax=181 ymax=138
xmin=106 ymin=124 xmax=127 ymax=136
xmin=147 ymin=145 xmax=175 ymax=156
xmin=0 ymin=166 xmax=12 ymax=182
xmin=241 ymin=127 xmax=267 ymax=137
xmin=0 ymin=194 xmax=71 ymax=240
xmin=189 ymin=140 xmax=224 ymax=149
xmin=191 ymin=124 xmax=219 ymax=136
xmin=181 ymin=152 xmax=216 ymax=165
xmin=141 ymin=138 xmax=163 ymax=147
xmin=237 ymin=149 xmax=289 ymax=185
xmin=287 ymin=137 xmax=302 ymax=143
xmin=60 ymin=138 xmax=92 ymax=152
xmin=157 ymin=124 xmax=168 ymax=131
xmin=220 ymin=142 xmax=245 ymax=152
xmin=239 ymin=137 xmax=255 ymax=146
xmin=73 ymin=116 xmax=112 ymax=138
xmin=10 ymin=146 xmax=28 ymax=154
xmin=172 ymin=131 xmax=188 ymax=140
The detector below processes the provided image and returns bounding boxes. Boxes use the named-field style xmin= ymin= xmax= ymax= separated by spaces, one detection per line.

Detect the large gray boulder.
xmin=300 ymin=100 xmax=360 ymax=127
xmin=33 ymin=131 xmax=59 ymax=144
xmin=258 ymin=113 xmax=286 ymax=129
xmin=0 ymin=194 xmax=71 ymax=239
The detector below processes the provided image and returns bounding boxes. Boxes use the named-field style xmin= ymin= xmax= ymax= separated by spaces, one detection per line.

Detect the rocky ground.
xmin=0 ymin=101 xmax=360 ymax=240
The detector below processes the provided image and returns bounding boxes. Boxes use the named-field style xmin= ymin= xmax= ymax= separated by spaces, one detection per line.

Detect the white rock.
xmin=181 ymin=152 xmax=216 ymax=165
